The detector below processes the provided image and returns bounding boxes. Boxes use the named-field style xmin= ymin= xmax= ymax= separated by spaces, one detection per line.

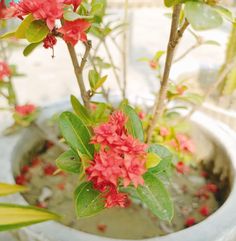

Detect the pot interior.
xmin=11 ymin=120 xmax=232 ymax=239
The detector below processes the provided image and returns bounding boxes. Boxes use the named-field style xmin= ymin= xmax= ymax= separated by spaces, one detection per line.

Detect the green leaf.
xmin=146 ymin=153 xmax=161 ymax=169
xmin=71 ymin=95 xmax=92 ymax=125
xmin=91 ymin=102 xmax=109 ymax=122
xmin=25 ymin=20 xmax=49 ymax=43
xmin=63 ymin=11 xmax=94 ymax=21
xmin=56 ymin=149 xmax=81 ymax=173
xmin=0 ymin=183 xmax=28 ymax=197
xmin=148 ymin=144 xmax=173 ymax=174
xmin=164 ymin=0 xmax=181 ymax=8
xmin=23 ymin=42 xmax=42 ymax=56
xmin=153 ymin=51 xmax=165 ymax=62
xmin=203 ymin=40 xmax=221 ymax=46
xmin=15 ymin=14 xmax=34 ymax=39
xmin=122 ymin=105 xmax=144 ymax=142
xmin=0 ymin=31 xmax=16 ymax=40
xmin=137 ymin=172 xmax=173 ymax=221
xmin=214 ymin=6 xmax=235 ymax=23
xmin=59 ymin=111 xmax=94 ymax=159
xmin=94 ymin=75 xmax=107 ymax=91
xmin=0 ymin=204 xmax=60 ymax=231
xmin=74 ymin=182 xmax=105 ymax=218
xmin=185 ymin=2 xmax=223 ymax=30
xmin=177 ymin=93 xmax=203 ymax=105
xmin=89 ymin=70 xmax=99 ymax=91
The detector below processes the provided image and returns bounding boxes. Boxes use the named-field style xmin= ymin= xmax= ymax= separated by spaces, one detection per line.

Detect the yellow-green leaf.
xmin=146 ymin=153 xmax=161 ymax=169
xmin=25 ymin=20 xmax=49 ymax=43
xmin=23 ymin=42 xmax=42 ymax=56
xmin=0 ymin=204 xmax=60 ymax=231
xmin=0 ymin=183 xmax=28 ymax=197
xmin=0 ymin=31 xmax=16 ymax=40
xmin=15 ymin=14 xmax=34 ymax=39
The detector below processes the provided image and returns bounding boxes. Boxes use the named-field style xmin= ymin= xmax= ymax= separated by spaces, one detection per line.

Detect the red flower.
xmin=87 ymin=111 xmax=147 ymax=208
xmin=63 ymin=0 xmax=81 ymax=10
xmin=97 ymin=224 xmax=107 ymax=233
xmin=15 ymin=174 xmax=27 ymax=185
xmin=105 ymin=187 xmax=128 ymax=208
xmin=11 ymin=0 xmax=63 ymax=30
xmin=43 ymin=34 xmax=57 ymax=49
xmin=176 ymin=134 xmax=195 ymax=153
xmin=176 ymin=85 xmax=187 ymax=95
xmin=0 ymin=61 xmax=11 ymax=80
xmin=206 ymin=183 xmax=218 ymax=193
xmin=36 ymin=201 xmax=47 ymax=208
xmin=175 ymin=161 xmax=190 ymax=174
xmin=30 ymin=157 xmax=42 ymax=167
xmin=58 ymin=19 xmax=91 ymax=46
xmin=43 ymin=164 xmax=57 ymax=176
xmin=149 ymin=60 xmax=158 ymax=69
xmin=138 ymin=111 xmax=145 ymax=120
xmin=159 ymin=127 xmax=170 ymax=137
xmin=15 ymin=104 xmax=36 ymax=116
xmin=0 ymin=0 xmax=18 ymax=19
xmin=21 ymin=165 xmax=30 ymax=174
xmin=185 ymin=217 xmax=196 ymax=227
xmin=57 ymin=183 xmax=65 ymax=190
xmin=199 ymin=205 xmax=209 ymax=216
xmin=87 ymin=150 xmax=125 ymax=187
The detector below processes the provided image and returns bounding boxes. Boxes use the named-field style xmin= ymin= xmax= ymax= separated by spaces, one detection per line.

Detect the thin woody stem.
xmin=147 ymin=5 xmax=189 ymax=143
xmin=66 ymin=41 xmax=92 ymax=109
xmin=102 ymin=39 xmax=123 ymax=94
xmin=122 ymin=0 xmax=129 ymax=99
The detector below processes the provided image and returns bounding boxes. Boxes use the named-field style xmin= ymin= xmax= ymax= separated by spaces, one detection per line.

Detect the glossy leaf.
xmin=71 ymin=95 xmax=92 ymax=125
xmin=89 ymin=70 xmax=99 ymax=90
xmin=137 ymin=172 xmax=173 ymax=221
xmin=91 ymin=102 xmax=109 ymax=122
xmin=0 ymin=204 xmax=60 ymax=231
xmin=74 ymin=182 xmax=105 ymax=218
xmin=146 ymin=153 xmax=161 ymax=169
xmin=25 ymin=20 xmax=49 ymax=43
xmin=59 ymin=111 xmax=94 ymax=159
xmin=23 ymin=42 xmax=42 ymax=56
xmin=148 ymin=144 xmax=173 ymax=174
xmin=185 ymin=2 xmax=223 ymax=30
xmin=56 ymin=149 xmax=81 ymax=173
xmin=15 ymin=14 xmax=34 ymax=39
xmin=122 ymin=105 xmax=144 ymax=142
xmin=0 ymin=183 xmax=28 ymax=197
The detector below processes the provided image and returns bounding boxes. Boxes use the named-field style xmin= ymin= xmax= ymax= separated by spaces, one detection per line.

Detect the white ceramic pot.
xmin=1 ymin=101 xmax=236 ymax=241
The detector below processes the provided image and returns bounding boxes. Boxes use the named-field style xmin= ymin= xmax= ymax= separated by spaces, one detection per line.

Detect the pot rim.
xmin=1 ymin=100 xmax=236 ymax=241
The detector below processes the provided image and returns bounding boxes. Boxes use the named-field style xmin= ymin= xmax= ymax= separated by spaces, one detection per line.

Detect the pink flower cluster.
xmin=15 ymin=104 xmax=36 ymax=116
xmin=0 ymin=61 xmax=11 ymax=80
xmin=86 ymin=111 xmax=147 ymax=208
xmin=170 ymin=133 xmax=195 ymax=154
xmin=1 ymin=0 xmax=90 ymax=46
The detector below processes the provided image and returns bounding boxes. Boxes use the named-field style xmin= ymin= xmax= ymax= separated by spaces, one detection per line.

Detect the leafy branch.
xmin=147 ymin=5 xmax=189 ymax=143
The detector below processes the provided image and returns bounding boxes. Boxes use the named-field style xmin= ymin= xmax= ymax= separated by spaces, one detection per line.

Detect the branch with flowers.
xmin=0 ymin=0 xmax=235 ymax=229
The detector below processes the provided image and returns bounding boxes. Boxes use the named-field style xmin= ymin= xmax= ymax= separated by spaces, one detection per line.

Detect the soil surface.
xmin=16 ymin=140 xmax=226 ymax=239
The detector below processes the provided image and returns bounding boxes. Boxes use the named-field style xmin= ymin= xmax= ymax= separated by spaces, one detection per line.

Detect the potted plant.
xmin=1 ymin=0 xmax=236 ymax=240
